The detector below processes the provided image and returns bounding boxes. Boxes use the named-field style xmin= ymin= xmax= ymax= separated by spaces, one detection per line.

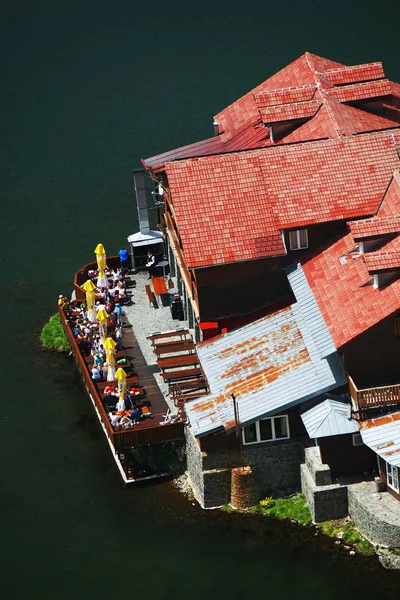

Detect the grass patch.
xmin=41 ymin=313 xmax=70 ymax=352
xmin=220 ymin=503 xmax=235 ymax=513
xmin=257 ymin=493 xmax=312 ymax=525
xmin=317 ymin=519 xmax=375 ymax=555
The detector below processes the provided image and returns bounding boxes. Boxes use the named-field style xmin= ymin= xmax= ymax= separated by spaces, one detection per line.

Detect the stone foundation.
xmin=348 ymin=482 xmax=400 ymax=548
xmin=185 ymin=426 xmax=307 ymax=508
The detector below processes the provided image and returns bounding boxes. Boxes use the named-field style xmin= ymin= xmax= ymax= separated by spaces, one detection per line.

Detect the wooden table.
xmin=157 ymin=354 xmax=199 ymax=371
xmin=152 ymin=276 xmax=169 ymax=296
xmin=153 ymin=341 xmax=195 ymax=356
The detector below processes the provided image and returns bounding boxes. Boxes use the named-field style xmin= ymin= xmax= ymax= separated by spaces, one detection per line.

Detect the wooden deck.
xmin=60 ymin=306 xmax=185 ymax=455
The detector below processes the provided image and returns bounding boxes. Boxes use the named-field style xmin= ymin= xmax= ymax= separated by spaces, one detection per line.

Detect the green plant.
xmin=257 ymin=493 xmax=312 ymax=525
xmin=317 ymin=519 xmax=375 ymax=555
xmin=259 ymin=496 xmax=275 ymax=508
xmin=40 ymin=313 xmax=70 ymax=352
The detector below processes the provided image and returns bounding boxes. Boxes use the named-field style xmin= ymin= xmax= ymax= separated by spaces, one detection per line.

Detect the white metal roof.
xmin=187 ymin=303 xmax=346 ymax=438
xmin=286 ymin=263 xmax=337 ymax=358
xmin=301 ymin=395 xmax=359 ymax=438
xmin=360 ymin=412 xmax=400 ymax=467
xmin=127 ymin=230 xmax=163 ymax=247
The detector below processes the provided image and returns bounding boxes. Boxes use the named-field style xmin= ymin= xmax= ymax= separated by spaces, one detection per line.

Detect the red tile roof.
xmin=327 ymin=79 xmax=392 ymax=103
xmin=349 ymin=216 xmax=400 ymax=240
xmin=255 ymin=85 xmax=317 ymax=107
xmin=318 ymin=63 xmax=385 ymax=86
xmin=165 ymin=130 xmax=400 ymax=268
xmin=379 ymin=171 xmax=400 ymax=218
xmin=302 ymin=233 xmax=400 ymax=348
xmin=143 ymin=54 xmax=400 ymax=168
xmin=259 ymin=100 xmax=321 ymax=124
xmin=214 ymin=52 xmax=342 ymax=142
xmin=143 ymin=121 xmax=271 ymax=169
xmin=364 ymin=251 xmax=400 ymax=273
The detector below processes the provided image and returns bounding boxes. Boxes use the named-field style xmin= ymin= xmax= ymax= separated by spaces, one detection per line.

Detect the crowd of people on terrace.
xmin=59 ymin=264 xmax=152 ymax=432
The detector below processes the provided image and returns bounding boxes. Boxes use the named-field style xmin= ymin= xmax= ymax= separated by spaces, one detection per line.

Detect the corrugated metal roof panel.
xmin=286 ymin=263 xmax=337 ymax=358
xmin=360 ymin=412 xmax=400 ymax=467
xmin=186 ymin=304 xmax=346 ymax=437
xmin=301 ymin=395 xmax=359 ymax=438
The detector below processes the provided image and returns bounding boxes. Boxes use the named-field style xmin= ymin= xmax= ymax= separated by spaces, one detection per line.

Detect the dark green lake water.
xmin=2 ymin=1 xmax=400 ymax=598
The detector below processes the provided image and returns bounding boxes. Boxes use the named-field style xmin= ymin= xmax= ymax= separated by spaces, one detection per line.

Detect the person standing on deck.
xmin=146 ymin=250 xmax=155 ymax=279
xmin=119 ymin=248 xmax=129 ymax=274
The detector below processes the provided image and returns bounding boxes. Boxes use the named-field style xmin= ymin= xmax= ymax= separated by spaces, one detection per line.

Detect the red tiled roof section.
xmin=165 ymin=130 xmax=400 ymax=268
xmin=259 ymin=100 xmax=321 ymax=124
xmin=303 ymin=233 xmax=400 ymax=347
xmin=265 ymin=130 xmax=400 ymax=228
xmin=254 ymin=85 xmax=317 ymax=107
xmin=379 ymin=171 xmax=400 ymax=218
xmin=321 ymin=94 xmax=400 ymax=137
xmin=364 ymin=251 xmax=400 ymax=273
xmin=327 ymin=79 xmax=392 ymax=103
xmin=214 ymin=53 xmax=343 ymax=142
xmin=349 ymin=216 xmax=400 ymax=240
xmin=165 ymin=153 xmax=286 ymax=268
xmin=319 ymin=63 xmax=385 ymax=86
xmin=282 ymin=104 xmax=340 ymax=142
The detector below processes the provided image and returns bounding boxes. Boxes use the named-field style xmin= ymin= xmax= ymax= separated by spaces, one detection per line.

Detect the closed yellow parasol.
xmin=94 ymin=243 xmax=108 ymax=288
xmin=82 ymin=279 xmax=97 ymax=322
xmin=115 ymin=367 xmax=127 ymax=401
xmin=96 ymin=308 xmax=109 ymax=344
xmin=104 ymin=337 xmax=117 ymax=382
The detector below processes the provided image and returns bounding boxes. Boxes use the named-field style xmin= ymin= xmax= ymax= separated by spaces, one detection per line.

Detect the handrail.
xmin=347 ymin=373 xmax=400 ymax=414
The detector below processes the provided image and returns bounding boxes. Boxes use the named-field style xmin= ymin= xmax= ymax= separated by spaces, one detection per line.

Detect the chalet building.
xmin=140 ymin=52 xmax=400 ymax=340
xmin=135 ymin=53 xmax=400 ymax=525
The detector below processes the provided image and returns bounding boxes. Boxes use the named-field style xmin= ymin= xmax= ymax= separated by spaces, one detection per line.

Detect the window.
xmin=242 ymin=415 xmax=290 ymax=445
xmin=387 ymin=463 xmax=399 ymax=493
xmin=289 ymin=229 xmax=308 ymax=251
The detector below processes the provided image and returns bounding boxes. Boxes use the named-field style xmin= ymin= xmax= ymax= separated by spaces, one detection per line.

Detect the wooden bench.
xmin=160 ymin=367 xmax=203 ymax=382
xmin=145 ymin=284 xmax=156 ymax=307
xmin=173 ymin=390 xmax=210 ymax=404
xmin=157 ymin=354 xmax=199 ymax=370
xmin=153 ymin=341 xmax=195 ymax=356
xmin=169 ymin=378 xmax=207 ymax=392
xmin=152 ymin=338 xmax=194 ymax=350
xmin=147 ymin=329 xmax=189 ymax=341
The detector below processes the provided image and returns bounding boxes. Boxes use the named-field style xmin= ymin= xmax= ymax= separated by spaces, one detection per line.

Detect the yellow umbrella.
xmin=96 ymin=308 xmax=109 ymax=344
xmin=104 ymin=337 xmax=117 ymax=382
xmin=115 ymin=367 xmax=127 ymax=401
xmin=94 ymin=243 xmax=108 ymax=288
xmin=82 ymin=279 xmax=97 ymax=322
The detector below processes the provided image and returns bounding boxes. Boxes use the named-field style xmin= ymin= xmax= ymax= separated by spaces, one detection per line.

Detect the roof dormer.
xmin=348 ymin=216 xmax=400 ymax=254
xmin=364 ymin=251 xmax=400 ymax=288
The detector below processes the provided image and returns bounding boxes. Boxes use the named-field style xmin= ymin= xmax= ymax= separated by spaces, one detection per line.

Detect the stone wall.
xmin=186 ymin=426 xmax=307 ymax=508
xmin=348 ymin=482 xmax=400 ymax=548
xmin=301 ymin=447 xmax=348 ymax=522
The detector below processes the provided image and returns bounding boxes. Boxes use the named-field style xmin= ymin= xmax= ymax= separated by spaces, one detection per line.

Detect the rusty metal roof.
xmin=360 ymin=412 xmax=400 ymax=467
xmin=186 ymin=302 xmax=346 ymax=438
xmin=301 ymin=395 xmax=359 ymax=438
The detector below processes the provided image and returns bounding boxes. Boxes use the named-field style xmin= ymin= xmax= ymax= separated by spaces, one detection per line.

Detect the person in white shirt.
xmin=116 ymin=398 xmax=125 ymax=412
xmin=91 ymin=366 xmax=101 ymax=380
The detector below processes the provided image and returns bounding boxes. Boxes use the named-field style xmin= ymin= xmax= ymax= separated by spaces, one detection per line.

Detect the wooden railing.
xmin=59 ymin=305 xmax=184 ymax=450
xmin=73 ymin=256 xmax=121 ymax=301
xmin=348 ymin=374 xmax=400 ymax=414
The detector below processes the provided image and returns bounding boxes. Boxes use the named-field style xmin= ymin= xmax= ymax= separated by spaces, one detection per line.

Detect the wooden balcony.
xmin=348 ymin=374 xmax=400 ymax=415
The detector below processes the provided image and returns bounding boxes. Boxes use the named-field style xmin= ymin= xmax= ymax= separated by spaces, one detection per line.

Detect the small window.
xmin=242 ymin=415 xmax=290 ymax=445
xmin=387 ymin=463 xmax=399 ymax=493
xmin=289 ymin=229 xmax=308 ymax=251
xmin=352 ymin=433 xmax=364 ymax=447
